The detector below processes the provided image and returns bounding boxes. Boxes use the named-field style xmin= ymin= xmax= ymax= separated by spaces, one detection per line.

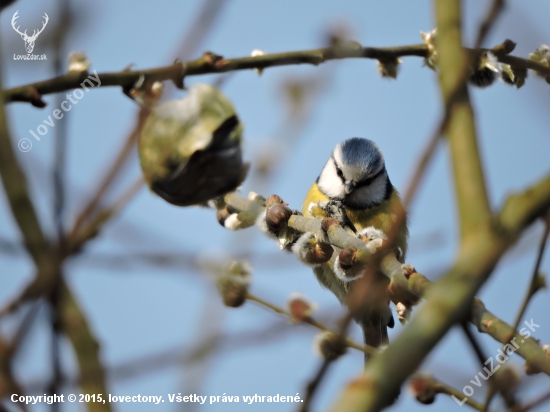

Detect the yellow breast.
xmin=302 ymin=182 xmax=330 ymax=217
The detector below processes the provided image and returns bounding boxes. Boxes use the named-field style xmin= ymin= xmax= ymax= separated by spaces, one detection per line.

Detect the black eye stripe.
xmin=355 ymin=167 xmax=385 ymax=188
xmin=355 ymin=177 xmax=374 ymax=188
xmin=333 ymin=159 xmax=345 ymax=183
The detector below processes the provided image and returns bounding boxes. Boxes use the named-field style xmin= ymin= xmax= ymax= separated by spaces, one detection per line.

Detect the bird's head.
xmin=317 ymin=137 xmax=390 ymax=208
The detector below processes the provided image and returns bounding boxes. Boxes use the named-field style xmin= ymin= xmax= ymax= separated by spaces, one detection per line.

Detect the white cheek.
xmin=317 ymin=161 xmax=344 ymax=199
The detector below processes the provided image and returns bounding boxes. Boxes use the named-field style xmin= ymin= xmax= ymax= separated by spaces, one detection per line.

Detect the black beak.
xmin=344 ymin=181 xmax=355 ymax=194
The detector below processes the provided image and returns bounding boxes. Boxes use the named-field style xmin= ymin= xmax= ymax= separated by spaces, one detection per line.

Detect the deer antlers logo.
xmin=11 ymin=11 xmax=49 ymax=54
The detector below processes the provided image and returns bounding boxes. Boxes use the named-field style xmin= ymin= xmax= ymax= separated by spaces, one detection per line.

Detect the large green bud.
xmin=139 ymin=84 xmax=248 ymax=206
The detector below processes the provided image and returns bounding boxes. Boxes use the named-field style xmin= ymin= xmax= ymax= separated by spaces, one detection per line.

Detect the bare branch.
xmin=513 ymin=388 xmax=550 ymax=412
xmin=222 ymin=186 xmax=550 ymax=378
xmin=4 ymin=43 xmax=550 ymax=106
xmin=410 ymin=374 xmax=495 ymax=412
xmin=510 ymin=216 xmax=550 ymax=340
xmin=68 ymin=110 xmax=149 ymax=241
xmin=246 ymin=292 xmax=372 ymax=355
xmin=475 ymin=0 xmax=506 ymax=48
xmin=57 ymin=281 xmax=111 ymax=412
xmin=0 ymin=69 xmax=53 ymax=275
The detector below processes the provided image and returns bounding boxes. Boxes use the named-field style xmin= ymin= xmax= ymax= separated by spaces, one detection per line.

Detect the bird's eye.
xmin=332 ymin=159 xmax=345 ymax=182
xmin=336 ymin=167 xmax=344 ymax=181
xmin=356 ymin=176 xmax=373 ymax=188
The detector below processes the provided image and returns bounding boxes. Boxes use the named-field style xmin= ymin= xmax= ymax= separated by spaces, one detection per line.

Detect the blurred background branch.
xmin=1 ymin=1 xmax=549 ymax=412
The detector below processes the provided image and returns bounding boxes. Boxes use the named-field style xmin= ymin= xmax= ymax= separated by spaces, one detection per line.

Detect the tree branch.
xmin=509 ymin=215 xmax=549 ymax=340
xmin=323 ymin=0 xmax=550 ymax=406
xmin=0 ymin=58 xmax=111 ymax=410
xmin=4 ymin=43 xmax=550 ymax=106
xmin=57 ymin=280 xmax=111 ymax=412
xmin=500 ymin=175 xmax=550 ymax=234
xmin=410 ymin=374 xmax=495 ymax=412
xmin=222 ymin=179 xmax=550 ymax=378
xmin=0 ymin=65 xmax=54 ymax=277
xmin=437 ymin=0 xmax=492 ymax=246
xmin=475 ymin=0 xmax=505 ymax=49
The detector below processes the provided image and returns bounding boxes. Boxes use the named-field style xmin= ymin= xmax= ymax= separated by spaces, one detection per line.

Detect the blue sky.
xmin=1 ymin=1 xmax=550 ymax=411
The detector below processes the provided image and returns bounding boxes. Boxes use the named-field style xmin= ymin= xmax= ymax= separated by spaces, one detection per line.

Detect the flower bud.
xmin=216 ymin=208 xmax=231 ymax=227
xmin=313 ymin=331 xmax=347 ymax=360
xmin=357 ymin=227 xmax=387 ymax=242
xmin=321 ymin=217 xmax=340 ymax=232
xmin=420 ymin=29 xmax=438 ymax=71
xmin=529 ymin=44 xmax=550 ymax=77
xmin=376 ymin=58 xmax=402 ymax=79
xmin=215 ymin=260 xmax=253 ymax=308
xmin=265 ymin=194 xmax=287 ymax=208
xmin=67 ymin=51 xmax=91 ymax=74
xmin=334 ymin=248 xmax=366 ymax=282
xmin=338 ymin=248 xmax=357 ymax=269
xmin=395 ymin=302 xmax=412 ymax=325
xmin=265 ymin=204 xmax=292 ymax=233
xmin=408 ymin=375 xmax=436 ymax=405
xmin=251 ymin=49 xmax=266 ymax=75
xmin=292 ymin=232 xmax=333 ymax=266
xmin=286 ymin=292 xmax=318 ymax=323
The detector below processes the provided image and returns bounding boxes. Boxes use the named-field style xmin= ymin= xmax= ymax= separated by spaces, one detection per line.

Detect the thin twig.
xmin=171 ymin=0 xmax=227 ymax=61
xmin=68 ymin=115 xmax=145 ymax=241
xmin=510 ymin=217 xmax=550 ymax=338
xmin=298 ymin=311 xmax=353 ymax=412
xmin=299 ymin=358 xmax=333 ymax=412
xmin=462 ymin=322 xmax=500 ymax=411
xmin=410 ymin=374 xmax=496 ymax=412
xmin=401 ymin=120 xmax=444 ymax=209
xmin=462 ymin=322 xmax=488 ymax=366
xmin=245 ymin=293 xmax=371 ymax=355
xmin=22 ymin=320 xmax=293 ymax=393
xmin=0 ymin=178 xmax=144 ymax=318
xmin=69 ymin=177 xmax=144 ymax=253
xmin=431 ymin=376 xmax=495 ymax=412
xmin=514 ymin=388 xmax=550 ymax=412
xmin=50 ymin=2 xmax=72 ymax=407
xmin=475 ymin=0 xmax=506 ymax=49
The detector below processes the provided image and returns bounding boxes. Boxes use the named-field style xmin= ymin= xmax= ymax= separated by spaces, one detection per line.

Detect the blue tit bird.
xmin=301 ymin=137 xmax=408 ymax=354
xmin=138 ymin=84 xmax=248 ymax=207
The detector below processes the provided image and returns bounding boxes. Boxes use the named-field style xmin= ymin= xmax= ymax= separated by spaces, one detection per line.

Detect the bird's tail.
xmin=361 ymin=314 xmax=389 ymax=361
xmin=362 ymin=315 xmax=401 ymax=402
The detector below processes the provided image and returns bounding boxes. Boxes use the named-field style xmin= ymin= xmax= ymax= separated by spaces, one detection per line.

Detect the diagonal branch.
xmin=475 ymin=0 xmax=505 ymax=49
xmin=0 ymin=71 xmax=53 ymax=277
xmin=223 ymin=178 xmax=550 ymax=375
xmin=323 ymin=0 xmax=550 ymax=405
xmin=57 ymin=280 xmax=111 ymax=412
xmin=509 ymin=215 xmax=550 ymax=341
xmin=68 ymin=110 xmax=149 ymax=242
xmin=0 ymin=58 xmax=111 ymax=411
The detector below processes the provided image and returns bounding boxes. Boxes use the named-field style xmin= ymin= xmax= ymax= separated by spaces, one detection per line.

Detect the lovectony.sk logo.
xmin=12 ymin=10 xmax=48 ymax=61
